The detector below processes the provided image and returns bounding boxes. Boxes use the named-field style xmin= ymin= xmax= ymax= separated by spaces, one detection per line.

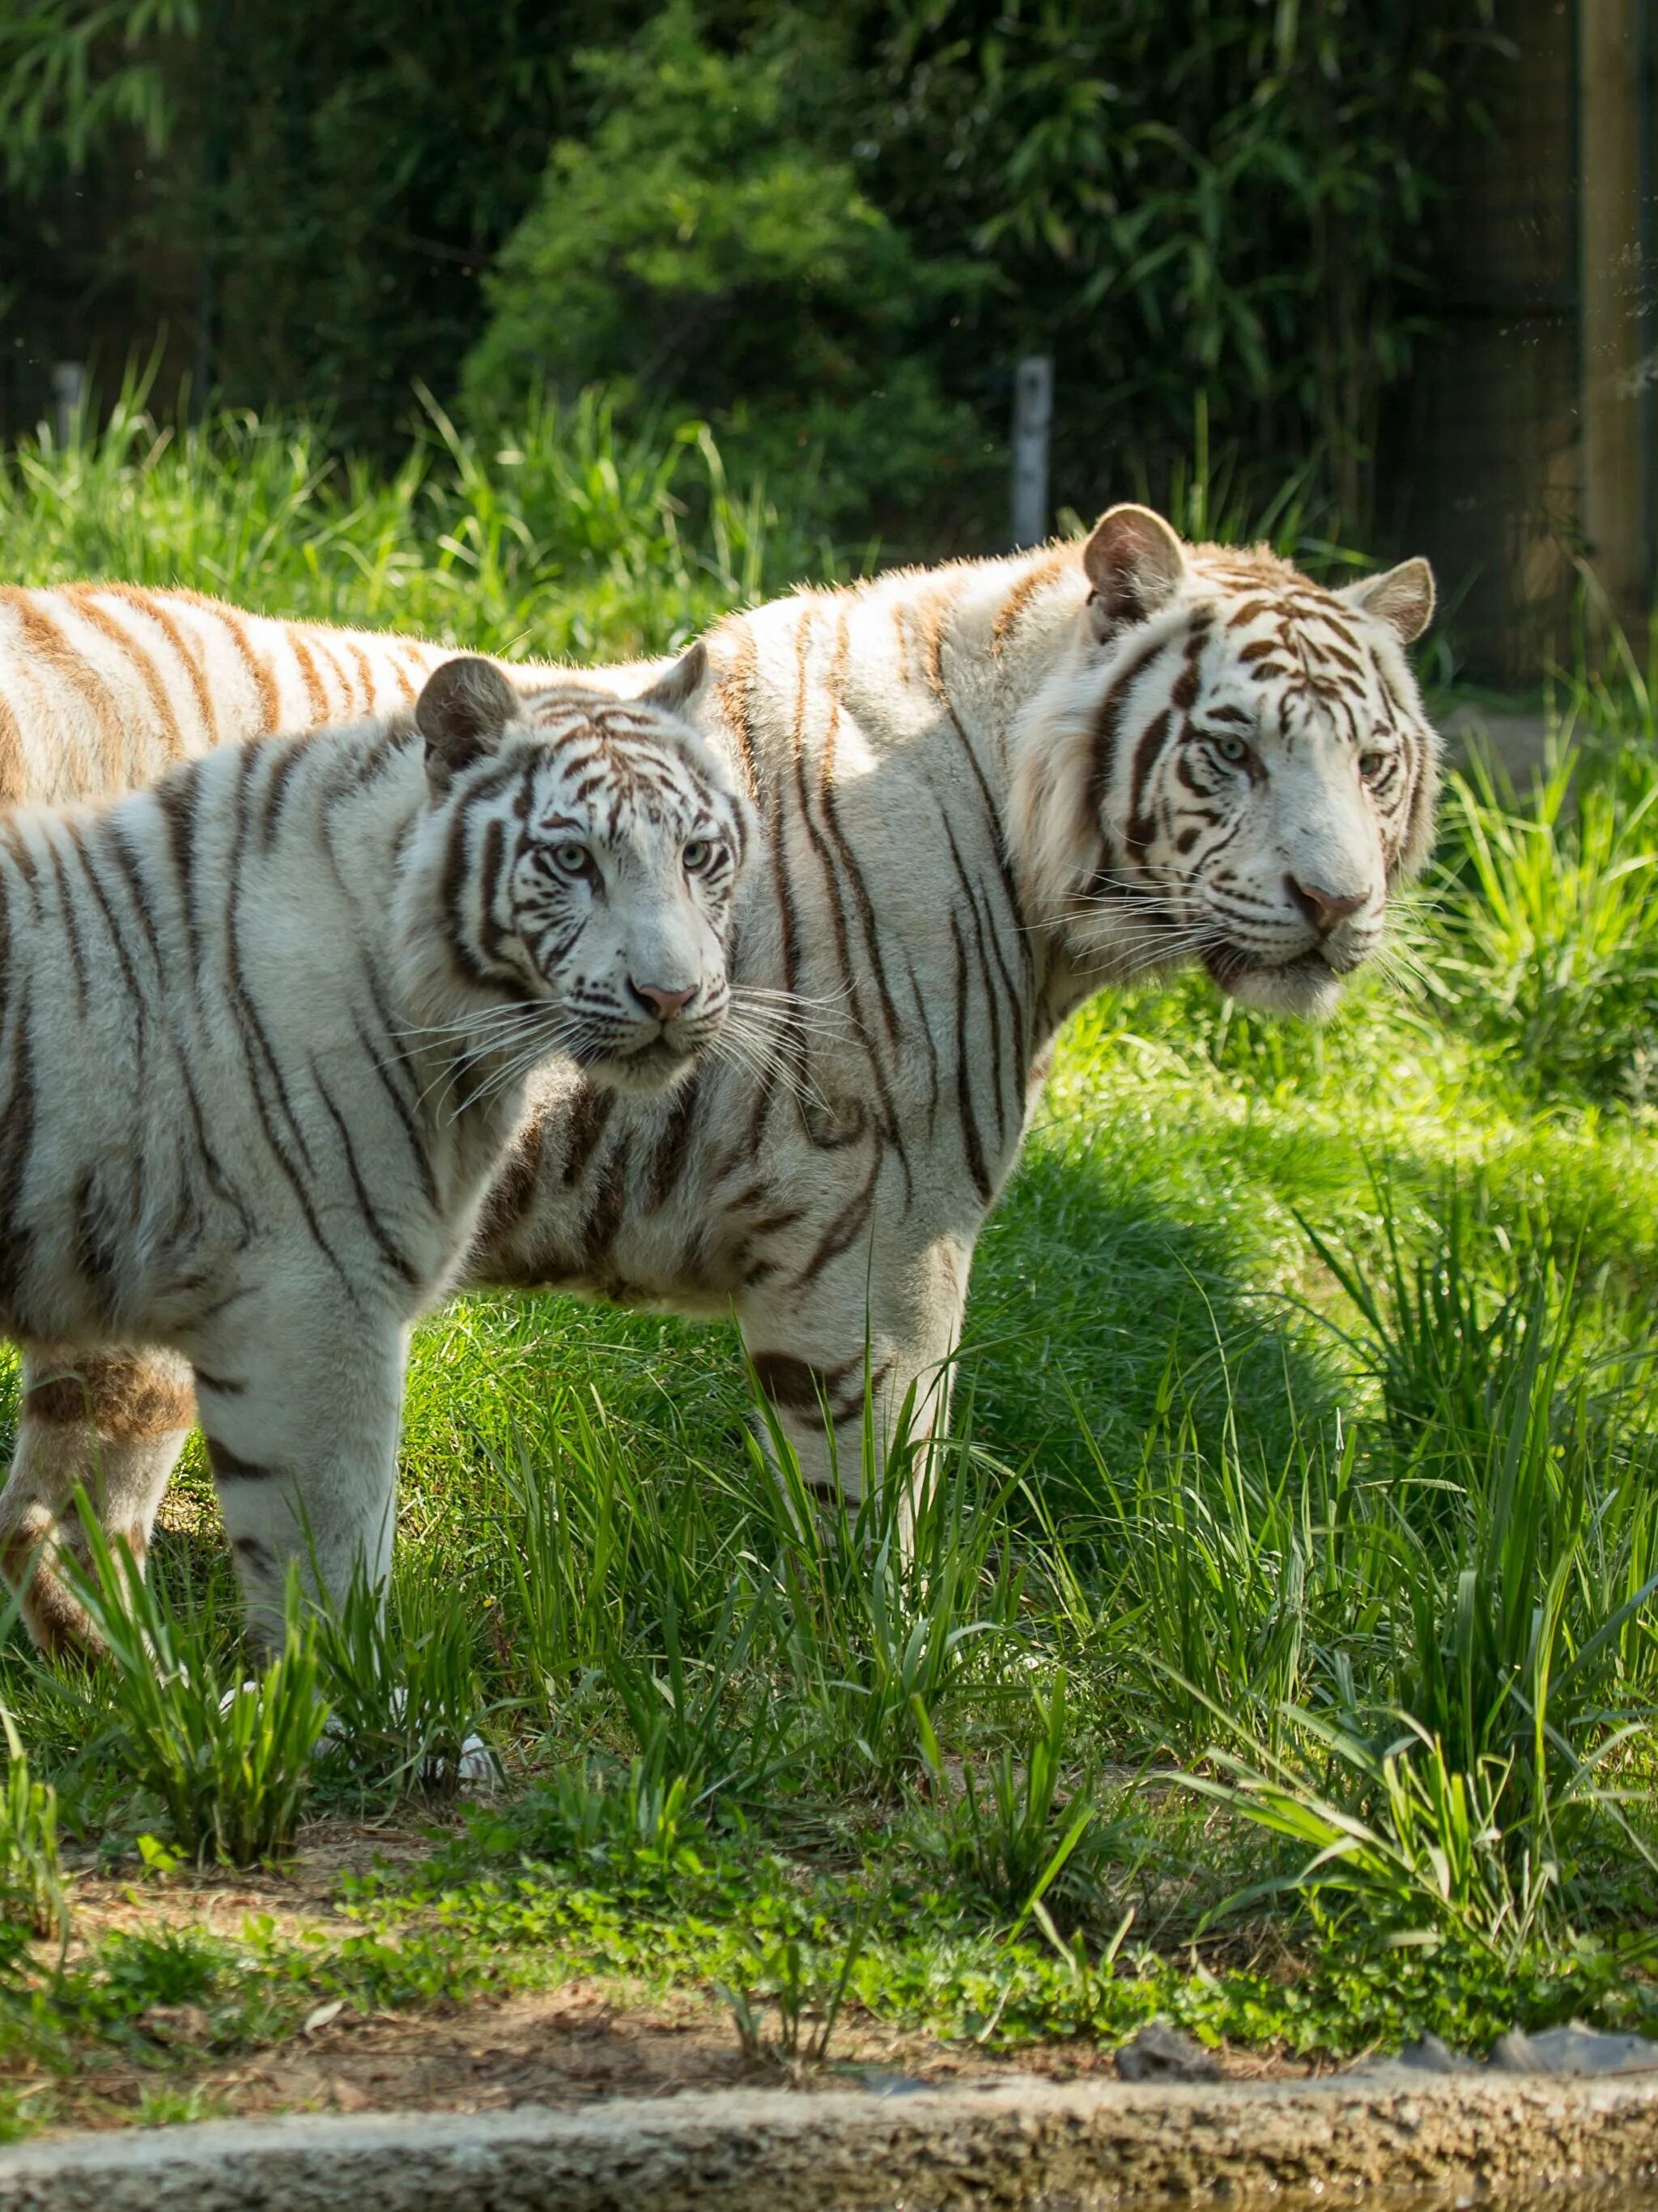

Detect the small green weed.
xmin=65 ymin=1513 xmax=329 ymax=1865
xmin=505 ymin=1752 xmax=701 ymax=1878
xmin=716 ymin=1925 xmax=869 ymax=2070
xmin=1073 ymin=1380 xmax=1332 ymax=1750
xmin=1183 ymin=1711 xmax=1561 ymax=1960
xmin=134 ymin=2084 xmax=231 ymax=2129
xmin=746 ymin=1398 xmax=1023 ymax=1792
xmin=1304 ymin=1176 xmax=1658 ymax=1801
xmin=916 ymin=1671 xmax=1099 ymax=1929
xmin=313 ymin=1555 xmax=488 ymax=1801
xmin=0 ymin=1708 xmax=66 ymax=1949
xmin=1431 ymin=735 xmax=1658 ymax=1101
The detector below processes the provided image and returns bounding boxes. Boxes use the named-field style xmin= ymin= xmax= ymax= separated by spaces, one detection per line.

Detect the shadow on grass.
xmin=392 ymin=1103 xmax=1349 ymax=1541
xmin=965 ymin=1123 xmax=1343 ymax=1516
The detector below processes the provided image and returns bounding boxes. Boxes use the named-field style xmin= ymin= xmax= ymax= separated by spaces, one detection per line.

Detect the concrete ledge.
xmin=1 ymin=2072 xmax=1657 ymax=2210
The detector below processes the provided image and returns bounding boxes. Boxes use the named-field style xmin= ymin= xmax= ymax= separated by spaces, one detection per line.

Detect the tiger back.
xmin=0 ymin=583 xmax=465 ymax=806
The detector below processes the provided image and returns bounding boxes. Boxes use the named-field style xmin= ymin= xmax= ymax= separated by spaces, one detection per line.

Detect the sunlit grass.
xmin=0 ymin=368 xmax=842 ymax=662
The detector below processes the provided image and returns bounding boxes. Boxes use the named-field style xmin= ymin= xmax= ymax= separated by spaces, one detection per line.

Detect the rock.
xmin=1115 ymin=2022 xmax=1222 ymax=2084
xmin=848 ymin=2069 xmax=936 ymax=2098
xmin=1397 ymin=2034 xmax=1471 ymax=2074
xmin=1363 ymin=2021 xmax=1658 ymax=2082
xmin=137 ymin=2004 xmax=213 ymax=2046
xmin=1487 ymin=2031 xmax=1542 ymax=2074
xmin=1515 ymin=2023 xmax=1658 ymax=2077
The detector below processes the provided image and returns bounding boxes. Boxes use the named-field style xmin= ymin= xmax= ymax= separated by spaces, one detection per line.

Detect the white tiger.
xmin=0 ymin=582 xmax=471 ymax=807
xmin=0 ymin=645 xmax=748 ymax=1651
xmin=0 ymin=505 xmax=1437 ymax=1644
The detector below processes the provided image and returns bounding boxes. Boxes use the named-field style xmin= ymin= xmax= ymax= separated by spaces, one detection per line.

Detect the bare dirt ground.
xmin=28 ymin=1819 xmax=1313 ymax=2135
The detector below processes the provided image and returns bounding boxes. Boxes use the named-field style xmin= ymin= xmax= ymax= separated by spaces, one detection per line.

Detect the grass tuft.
xmin=62 ymin=1508 xmax=329 ymax=1866
xmin=0 ymin=1706 xmax=66 ymax=1951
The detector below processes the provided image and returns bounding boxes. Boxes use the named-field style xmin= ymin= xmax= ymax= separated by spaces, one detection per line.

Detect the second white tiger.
xmin=0 ymin=646 xmax=748 ymax=1651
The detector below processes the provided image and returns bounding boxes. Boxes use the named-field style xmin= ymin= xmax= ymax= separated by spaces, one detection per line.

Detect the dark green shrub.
xmin=463 ymin=3 xmax=987 ymax=539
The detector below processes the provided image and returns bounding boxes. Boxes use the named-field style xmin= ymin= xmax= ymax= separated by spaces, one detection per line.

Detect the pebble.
xmin=1116 ymin=2022 xmax=1223 ymax=2083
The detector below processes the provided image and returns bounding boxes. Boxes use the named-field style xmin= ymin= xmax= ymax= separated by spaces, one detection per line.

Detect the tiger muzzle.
xmin=1285 ymin=875 xmax=1369 ymax=934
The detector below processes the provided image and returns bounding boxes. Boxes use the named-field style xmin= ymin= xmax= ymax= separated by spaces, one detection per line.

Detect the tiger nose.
xmin=1286 ymin=876 xmax=1367 ymax=933
xmin=629 ymin=980 xmax=699 ymax=1023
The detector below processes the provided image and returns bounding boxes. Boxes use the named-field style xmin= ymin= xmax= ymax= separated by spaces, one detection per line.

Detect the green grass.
xmin=0 ymin=396 xmax=1656 ymax=2125
xmin=0 ymin=366 xmax=841 ymax=661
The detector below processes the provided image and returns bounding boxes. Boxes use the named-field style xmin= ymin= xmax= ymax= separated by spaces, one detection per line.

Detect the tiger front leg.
xmin=187 ymin=1297 xmax=407 ymax=1658
xmin=736 ymin=1231 xmax=971 ymax=1541
xmin=0 ymin=1342 xmax=195 ymax=1659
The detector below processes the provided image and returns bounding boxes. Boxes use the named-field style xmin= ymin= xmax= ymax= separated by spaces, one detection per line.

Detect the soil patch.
xmin=158 ymin=1984 xmax=1306 ymax=2129
xmin=32 ymin=1819 xmax=1312 ymax=2137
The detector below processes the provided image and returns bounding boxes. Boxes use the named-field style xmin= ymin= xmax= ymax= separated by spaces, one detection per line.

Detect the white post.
xmin=1010 ymin=354 xmax=1053 ymax=548
xmin=50 ymin=362 xmax=85 ymax=449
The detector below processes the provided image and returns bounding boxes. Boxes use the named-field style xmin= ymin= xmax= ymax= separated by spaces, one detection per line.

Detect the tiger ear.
xmin=416 ymin=656 xmax=521 ymax=794
xmin=1338 ymin=558 xmax=1435 ymax=644
xmin=1081 ymin=505 xmax=1188 ymax=640
xmin=636 ymin=638 xmax=708 ymax=717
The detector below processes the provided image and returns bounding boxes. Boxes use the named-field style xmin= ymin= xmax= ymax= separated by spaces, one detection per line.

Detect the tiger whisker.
xmin=414 ymin=1006 xmax=589 ymax=1119
xmin=399 ymin=993 xmax=564 ymax=1035
xmin=391 ymin=1000 xmax=569 ymax=1069
xmin=1086 ymin=926 xmax=1222 ymax=970
xmin=705 ymin=1019 xmax=835 ymax=1115
xmin=715 ymin=1010 xmax=816 ymax=1075
xmin=732 ymin=981 xmax=857 ymax=1011
xmin=725 ymin=1010 xmax=853 ymax=1061
xmin=712 ymin=1048 xmax=831 ymax=1119
xmin=729 ymin=989 xmax=857 ymax=1044
xmin=406 ymin=1013 xmax=574 ymax=1097
xmin=719 ymin=993 xmax=852 ymax=1061
xmin=457 ymin=1020 xmax=593 ymax=1117
xmin=1065 ymin=921 xmax=1233 ymax=984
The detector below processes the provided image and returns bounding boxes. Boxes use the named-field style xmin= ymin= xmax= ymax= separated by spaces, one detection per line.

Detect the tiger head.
xmin=1012 ymin=505 xmax=1439 ymax=1018
xmin=411 ymin=644 xmax=752 ymax=1094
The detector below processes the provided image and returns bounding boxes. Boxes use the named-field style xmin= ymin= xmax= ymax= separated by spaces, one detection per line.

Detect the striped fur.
xmin=0 ymin=584 xmax=463 ymax=806
xmin=0 ymin=651 xmax=747 ymax=1653
xmin=0 ymin=507 xmax=1439 ymax=1623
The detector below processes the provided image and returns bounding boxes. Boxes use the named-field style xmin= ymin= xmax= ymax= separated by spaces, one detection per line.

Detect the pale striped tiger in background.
xmin=0 ymin=506 xmax=1438 ymax=1650
xmin=0 ymin=584 xmax=474 ymax=807
xmin=0 ymin=644 xmax=748 ymax=1653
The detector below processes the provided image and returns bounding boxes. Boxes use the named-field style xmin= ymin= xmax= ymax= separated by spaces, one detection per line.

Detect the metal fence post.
xmin=1010 ymin=355 xmax=1053 ymax=549
xmin=51 ymin=362 xmax=85 ymax=449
